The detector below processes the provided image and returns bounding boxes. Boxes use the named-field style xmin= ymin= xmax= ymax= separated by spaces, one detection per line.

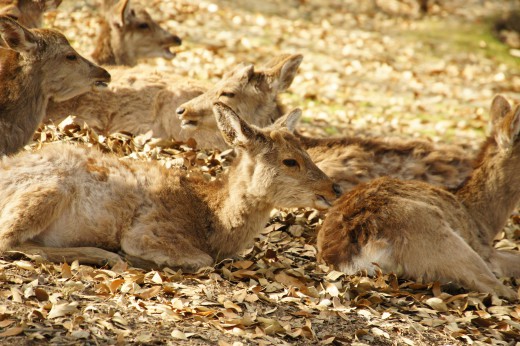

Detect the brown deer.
xmin=0 ymin=103 xmax=340 ymax=271
xmin=44 ymin=54 xmax=303 ymax=150
xmin=91 ymin=0 xmax=181 ymax=66
xmin=0 ymin=16 xmax=111 ymax=156
xmin=317 ymin=95 xmax=520 ymax=300
xmin=0 ymin=0 xmax=61 ymax=28
xmin=172 ymin=55 xmax=473 ymax=191
xmin=297 ymin=134 xmax=473 ymax=191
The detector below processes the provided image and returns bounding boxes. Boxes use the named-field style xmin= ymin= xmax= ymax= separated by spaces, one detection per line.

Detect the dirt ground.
xmin=1 ymin=0 xmax=519 ymax=345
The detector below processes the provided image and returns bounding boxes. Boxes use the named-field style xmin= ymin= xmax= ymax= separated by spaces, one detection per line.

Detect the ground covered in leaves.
xmin=1 ymin=0 xmax=520 ymax=345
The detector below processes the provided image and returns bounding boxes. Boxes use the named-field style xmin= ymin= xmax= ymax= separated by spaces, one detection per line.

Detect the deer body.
xmin=45 ymin=54 xmax=302 ymax=150
xmin=317 ymin=95 xmax=520 ymax=299
xmin=0 ymin=103 xmax=339 ymax=271
xmin=0 ymin=0 xmax=61 ymax=28
xmin=91 ymin=0 xmax=181 ymax=67
xmin=0 ymin=16 xmax=110 ymax=156
xmin=298 ymin=134 xmax=473 ymax=191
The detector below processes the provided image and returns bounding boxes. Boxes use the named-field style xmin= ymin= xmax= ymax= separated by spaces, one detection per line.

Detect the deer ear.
xmin=490 ymin=95 xmax=512 ymax=132
xmin=273 ymin=108 xmax=302 ymax=133
xmin=491 ymin=96 xmax=520 ymax=150
xmin=266 ymin=54 xmax=303 ymax=91
xmin=213 ymin=102 xmax=256 ymax=146
xmin=112 ymin=0 xmax=132 ymax=28
xmin=0 ymin=16 xmax=37 ymax=55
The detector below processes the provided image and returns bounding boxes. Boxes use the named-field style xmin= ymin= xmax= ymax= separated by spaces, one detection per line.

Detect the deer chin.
xmin=160 ymin=47 xmax=176 ymax=59
xmin=314 ymin=194 xmax=333 ymax=210
xmin=92 ymin=80 xmax=109 ymax=91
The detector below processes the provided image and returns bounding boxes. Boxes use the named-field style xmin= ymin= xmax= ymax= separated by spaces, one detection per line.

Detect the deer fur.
xmin=170 ymin=54 xmax=474 ymax=191
xmin=0 ymin=103 xmax=340 ymax=271
xmin=297 ymin=134 xmax=473 ymax=191
xmin=0 ymin=0 xmax=61 ymax=28
xmin=0 ymin=16 xmax=111 ymax=156
xmin=44 ymin=54 xmax=303 ymax=150
xmin=91 ymin=0 xmax=181 ymax=66
xmin=317 ymin=95 xmax=520 ymax=300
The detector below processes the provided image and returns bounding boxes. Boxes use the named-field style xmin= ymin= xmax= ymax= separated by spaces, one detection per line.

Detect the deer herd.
xmin=0 ymin=0 xmax=518 ymax=300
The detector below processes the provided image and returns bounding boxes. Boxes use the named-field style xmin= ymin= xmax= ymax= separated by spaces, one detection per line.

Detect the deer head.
xmin=176 ymin=54 xmax=303 ymax=131
xmin=213 ymin=102 xmax=341 ymax=210
xmin=104 ymin=0 xmax=181 ymax=63
xmin=0 ymin=15 xmax=110 ymax=101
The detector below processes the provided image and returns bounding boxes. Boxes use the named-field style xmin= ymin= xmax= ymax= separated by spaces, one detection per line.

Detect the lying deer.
xmin=0 ymin=0 xmax=61 ymax=28
xmin=91 ymin=0 xmax=181 ymax=66
xmin=0 ymin=103 xmax=340 ymax=271
xmin=173 ymin=54 xmax=473 ymax=191
xmin=45 ymin=54 xmax=303 ymax=150
xmin=317 ymin=95 xmax=520 ymax=300
xmin=0 ymin=16 xmax=111 ymax=156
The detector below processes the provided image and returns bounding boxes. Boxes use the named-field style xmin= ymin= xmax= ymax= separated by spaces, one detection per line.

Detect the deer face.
xmin=34 ymin=29 xmax=111 ymax=102
xmin=109 ymin=0 xmax=181 ymax=61
xmin=213 ymin=102 xmax=341 ymax=210
xmin=176 ymin=54 xmax=303 ymax=131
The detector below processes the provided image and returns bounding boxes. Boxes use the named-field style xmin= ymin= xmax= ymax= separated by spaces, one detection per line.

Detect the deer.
xmin=173 ymin=54 xmax=473 ymax=192
xmin=44 ymin=54 xmax=303 ymax=150
xmin=0 ymin=0 xmax=61 ymax=28
xmin=317 ymin=95 xmax=520 ymax=300
xmin=0 ymin=16 xmax=111 ymax=156
xmin=0 ymin=103 xmax=341 ymax=271
xmin=90 ymin=0 xmax=182 ymax=66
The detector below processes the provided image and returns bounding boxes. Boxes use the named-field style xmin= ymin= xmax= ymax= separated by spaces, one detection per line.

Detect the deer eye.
xmin=66 ymin=54 xmax=77 ymax=61
xmin=137 ymin=23 xmax=150 ymax=30
xmin=220 ymin=92 xmax=235 ymax=98
xmin=283 ymin=159 xmax=299 ymax=168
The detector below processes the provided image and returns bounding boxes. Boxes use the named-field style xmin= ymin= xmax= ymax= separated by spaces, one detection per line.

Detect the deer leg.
xmin=121 ymin=232 xmax=214 ymax=272
xmin=399 ymin=227 xmax=517 ymax=300
xmin=0 ymin=184 xmax=70 ymax=252
xmin=6 ymin=242 xmax=124 ymax=267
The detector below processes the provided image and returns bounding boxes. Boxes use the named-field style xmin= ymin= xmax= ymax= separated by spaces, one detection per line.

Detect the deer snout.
xmin=315 ymin=182 xmax=342 ymax=210
xmin=92 ymin=68 xmax=111 ymax=90
xmin=176 ymin=106 xmax=200 ymax=129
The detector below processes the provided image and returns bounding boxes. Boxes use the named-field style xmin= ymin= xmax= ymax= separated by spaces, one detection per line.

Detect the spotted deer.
xmin=44 ymin=54 xmax=303 ymax=150
xmin=317 ymin=95 xmax=520 ymax=300
xmin=0 ymin=103 xmax=340 ymax=270
xmin=91 ymin=0 xmax=181 ymax=66
xmin=0 ymin=0 xmax=61 ymax=28
xmin=0 ymin=16 xmax=111 ymax=156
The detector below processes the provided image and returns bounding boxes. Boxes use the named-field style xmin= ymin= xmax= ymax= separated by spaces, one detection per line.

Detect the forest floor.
xmin=1 ymin=0 xmax=520 ymax=345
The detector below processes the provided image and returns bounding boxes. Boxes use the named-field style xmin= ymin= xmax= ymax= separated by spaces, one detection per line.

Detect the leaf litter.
xmin=2 ymin=0 xmax=520 ymax=345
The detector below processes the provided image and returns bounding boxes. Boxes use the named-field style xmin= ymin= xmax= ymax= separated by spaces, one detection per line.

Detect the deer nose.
xmin=176 ymin=107 xmax=186 ymax=116
xmin=332 ymin=183 xmax=342 ymax=197
xmin=173 ymin=36 xmax=182 ymax=46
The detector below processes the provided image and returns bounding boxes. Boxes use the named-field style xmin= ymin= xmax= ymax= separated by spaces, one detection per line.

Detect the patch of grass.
xmin=404 ymin=18 xmax=520 ymax=70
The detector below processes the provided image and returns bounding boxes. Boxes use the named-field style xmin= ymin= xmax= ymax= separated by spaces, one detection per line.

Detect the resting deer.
xmin=317 ymin=95 xmax=520 ymax=300
xmin=0 ymin=0 xmax=61 ymax=28
xmin=173 ymin=55 xmax=473 ymax=191
xmin=44 ymin=54 xmax=303 ymax=150
xmin=0 ymin=16 xmax=111 ymax=156
xmin=91 ymin=0 xmax=181 ymax=66
xmin=0 ymin=103 xmax=340 ymax=271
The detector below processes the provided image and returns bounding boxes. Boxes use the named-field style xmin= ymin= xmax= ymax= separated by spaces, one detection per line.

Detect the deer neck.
xmin=204 ymin=152 xmax=274 ymax=260
xmin=455 ymin=139 xmax=520 ymax=241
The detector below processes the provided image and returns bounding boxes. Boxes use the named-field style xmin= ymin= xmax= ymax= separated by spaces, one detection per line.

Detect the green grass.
xmin=404 ymin=18 xmax=520 ymax=70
